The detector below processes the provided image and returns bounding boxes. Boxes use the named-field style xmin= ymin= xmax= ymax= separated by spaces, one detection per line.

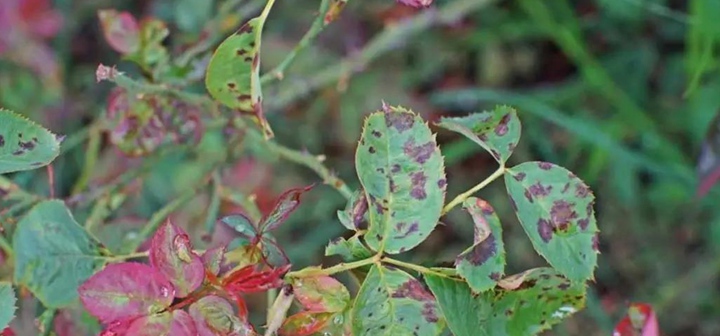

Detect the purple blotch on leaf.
xmin=523 ymin=189 xmax=533 ymax=203
xmin=538 ymin=218 xmax=553 ymax=243
xmin=513 ymin=172 xmax=526 ymax=182
xmin=391 ymin=164 xmax=401 ymax=173
xmin=575 ymin=183 xmax=590 ymax=198
xmin=384 ymin=111 xmax=415 ymax=133
xmin=392 ymin=279 xmax=434 ymax=301
xmin=394 ymin=222 xmax=419 ymax=239
xmin=403 ymin=138 xmax=435 ymax=164
xmin=550 ymin=200 xmax=577 ymax=232
xmin=529 ymin=182 xmax=552 ymax=197
xmin=410 ymin=172 xmax=428 ymax=200
xmin=0 ymin=135 xmax=4 ymax=147
xmin=494 ymin=114 xmax=511 ymax=136
xmin=457 ymin=233 xmax=496 ymax=266
xmin=538 ymin=162 xmax=553 ymax=170
xmin=437 ymin=179 xmax=447 ymax=189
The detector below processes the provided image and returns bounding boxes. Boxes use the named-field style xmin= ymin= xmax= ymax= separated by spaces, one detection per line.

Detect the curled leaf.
xmin=455 ymin=198 xmax=505 ymax=293
xmin=150 ymin=220 xmax=205 ymax=298
xmin=78 ymin=262 xmax=174 ymax=325
xmin=337 ymin=190 xmax=368 ymax=231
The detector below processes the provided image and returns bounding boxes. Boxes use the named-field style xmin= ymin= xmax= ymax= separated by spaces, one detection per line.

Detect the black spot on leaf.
xmin=458 ymin=233 xmax=496 ymax=266
xmin=410 ymin=172 xmax=427 ymax=200
xmin=384 ymin=111 xmax=415 ymax=132
xmin=529 ymin=182 xmax=552 ymax=197
xmin=495 ymin=113 xmax=511 ymax=136
xmin=550 ymin=200 xmax=577 ymax=231
xmin=513 ymin=172 xmax=526 ymax=182
xmin=538 ymin=218 xmax=553 ymax=243
xmin=403 ymin=139 xmax=435 ymax=164
xmin=538 ymin=162 xmax=553 ymax=170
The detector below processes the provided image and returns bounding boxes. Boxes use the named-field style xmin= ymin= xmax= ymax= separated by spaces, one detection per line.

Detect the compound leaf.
xmin=150 ymin=220 xmax=204 ymax=298
xmin=0 ymin=282 xmax=16 ymax=330
xmin=189 ymin=295 xmax=255 ymax=335
xmin=426 ymin=268 xmax=586 ymax=336
xmin=436 ymin=106 xmax=520 ymax=165
xmin=356 ymin=106 xmax=446 ymax=254
xmin=293 ymin=276 xmax=350 ymax=313
xmin=455 ymin=198 xmax=505 ymax=293
xmin=0 ymin=109 xmax=61 ymax=174
xmin=351 ymin=265 xmax=444 ymax=336
xmin=504 ymin=162 xmax=599 ymax=282
xmin=78 ymin=262 xmax=174 ymax=325
xmin=13 ymin=200 xmax=105 ymax=308
xmin=205 ymin=18 xmax=273 ymax=138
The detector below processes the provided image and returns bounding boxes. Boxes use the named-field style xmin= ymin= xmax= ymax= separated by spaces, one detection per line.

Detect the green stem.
xmin=258 ymin=0 xmax=277 ymax=23
xmin=382 ymin=257 xmax=453 ymax=278
xmin=442 ymin=166 xmax=505 ymax=215
xmin=204 ymin=171 xmax=223 ymax=235
xmin=286 ymin=255 xmax=377 ymax=278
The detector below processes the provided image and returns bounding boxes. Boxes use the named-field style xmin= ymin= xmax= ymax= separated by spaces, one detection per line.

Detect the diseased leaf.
xmin=78 ymin=262 xmax=174 ymax=325
xmin=279 ymin=312 xmax=334 ymax=336
xmin=125 ymin=311 xmax=197 ymax=336
xmin=455 ymin=198 xmax=505 ymax=293
xmin=0 ymin=109 xmax=61 ymax=174
xmin=397 ymin=0 xmax=433 ymax=8
xmin=0 ymin=282 xmax=16 ymax=331
xmin=13 ymin=200 xmax=105 ymax=308
xmin=436 ymin=106 xmax=520 ymax=165
xmin=260 ymin=234 xmax=290 ymax=267
xmin=351 ymin=265 xmax=444 ymax=335
xmin=222 ymin=214 xmax=258 ymax=240
xmin=356 ymin=105 xmax=446 ymax=254
xmin=206 ymin=18 xmax=273 ymax=138
xmin=97 ymin=9 xmax=140 ymax=54
xmin=426 ymin=268 xmax=586 ymax=336
xmin=504 ymin=162 xmax=599 ymax=282
xmin=201 ymin=246 xmax=226 ymax=276
xmin=325 ymin=236 xmax=373 ymax=261
xmin=614 ymin=303 xmax=660 ymax=336
xmin=189 ymin=295 xmax=255 ymax=336
xmin=337 ymin=190 xmax=368 ymax=231
xmin=150 ymin=220 xmax=204 ymax=298
xmin=222 ymin=212 xmax=291 ymax=267
xmin=293 ymin=276 xmax=350 ymax=313
xmin=260 ymin=185 xmax=313 ymax=232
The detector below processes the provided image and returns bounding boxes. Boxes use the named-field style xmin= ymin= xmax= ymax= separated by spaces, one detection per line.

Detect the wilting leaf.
xmin=125 ymin=311 xmax=197 ymax=336
xmin=351 ymin=265 xmax=444 ymax=335
xmin=325 ymin=236 xmax=373 ymax=261
xmin=78 ymin=262 xmax=174 ymax=325
xmin=614 ymin=303 xmax=660 ymax=336
xmin=189 ymin=295 xmax=255 ymax=335
xmin=436 ymin=106 xmax=520 ymax=165
xmin=337 ymin=190 xmax=368 ymax=231
xmin=201 ymin=247 xmax=225 ymax=276
xmin=150 ymin=220 xmax=204 ymax=298
xmin=279 ymin=312 xmax=335 ymax=336
xmin=293 ymin=276 xmax=350 ymax=313
xmin=259 ymin=185 xmax=313 ymax=232
xmin=13 ymin=200 xmax=105 ymax=308
xmin=355 ymin=105 xmax=446 ymax=254
xmin=0 ymin=109 xmax=61 ymax=174
xmin=426 ymin=268 xmax=586 ymax=336
xmin=222 ymin=264 xmax=290 ymax=294
xmin=504 ymin=162 xmax=599 ymax=282
xmin=206 ymin=18 xmax=273 ymax=138
xmin=97 ymin=9 xmax=140 ymax=54
xmin=455 ymin=198 xmax=505 ymax=293
xmin=0 ymin=282 xmax=16 ymax=330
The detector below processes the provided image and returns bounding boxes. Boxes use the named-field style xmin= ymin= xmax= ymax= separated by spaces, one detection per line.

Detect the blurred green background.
xmin=2 ymin=0 xmax=720 ymax=335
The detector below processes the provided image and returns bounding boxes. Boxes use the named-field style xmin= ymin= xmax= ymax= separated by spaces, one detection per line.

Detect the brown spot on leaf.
xmin=237 ymin=94 xmax=251 ymax=101
xmin=403 ymin=139 xmax=435 ymax=164
xmin=394 ymin=222 xmax=419 ymax=239
xmin=18 ymin=140 xmax=35 ymax=150
xmin=578 ymin=218 xmax=590 ymax=230
xmin=376 ymin=168 xmax=384 ymax=173
xmin=391 ymin=164 xmax=401 ymax=173
xmin=538 ymin=162 xmax=553 ymax=170
xmin=0 ymin=135 xmax=4 ymax=147
xmin=538 ymin=218 xmax=553 ymax=243
xmin=384 ymin=111 xmax=415 ymax=132
xmin=238 ymin=23 xmax=253 ymax=34
xmin=513 ymin=172 xmax=526 ymax=182
xmin=244 ymin=56 xmax=253 ymax=63
xmin=558 ymin=282 xmax=570 ymax=290
xmin=372 ymin=130 xmax=382 ymax=138
xmin=12 ymin=149 xmax=23 ymax=155
xmin=410 ymin=172 xmax=427 ymax=200
xmin=422 ymin=302 xmax=439 ymax=323
xmin=392 ymin=279 xmax=435 ymax=301
xmin=489 ymin=272 xmax=501 ymax=281
xmin=576 ymin=183 xmax=590 ymax=198
xmin=524 ymin=190 xmax=533 ymax=203
xmin=550 ymin=200 xmax=577 ymax=232
xmin=562 ymin=183 xmax=570 ymax=193
xmin=592 ymin=233 xmax=600 ymax=252
xmin=495 ymin=114 xmax=510 ymax=136
xmin=389 ymin=177 xmax=397 ymax=192
xmin=352 ymin=197 xmax=368 ymax=229
xmin=586 ymin=203 xmax=593 ymax=216
xmin=235 ymin=49 xmax=246 ymax=56
xmin=457 ymin=233 xmax=496 ymax=266
xmin=490 ymin=149 xmax=501 ymax=160
xmin=369 ymin=146 xmax=376 ymax=154
xmin=529 ymin=182 xmax=552 ymax=197
xmin=437 ymin=179 xmax=446 ymax=189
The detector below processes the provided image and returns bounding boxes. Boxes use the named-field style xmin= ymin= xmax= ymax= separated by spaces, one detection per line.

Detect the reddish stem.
xmin=47 ymin=164 xmax=55 ymax=198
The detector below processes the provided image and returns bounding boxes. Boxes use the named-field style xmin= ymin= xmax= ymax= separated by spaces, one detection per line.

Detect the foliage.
xmin=14 ymin=0 xmax=720 ymax=334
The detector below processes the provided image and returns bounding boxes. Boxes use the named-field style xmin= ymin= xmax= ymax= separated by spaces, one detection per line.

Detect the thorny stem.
xmin=381 ymin=257 xmax=453 ymax=278
xmin=441 ymin=166 xmax=505 ymax=215
xmin=286 ymin=254 xmax=379 ymax=278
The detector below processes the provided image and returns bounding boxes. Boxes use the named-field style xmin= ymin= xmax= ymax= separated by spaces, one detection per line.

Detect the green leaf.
xmin=436 ymin=106 xmax=520 ymax=164
xmin=337 ymin=189 xmax=368 ymax=231
xmin=0 ymin=109 xmax=61 ymax=174
xmin=205 ymin=18 xmax=273 ymax=138
xmin=503 ymin=162 xmax=599 ymax=282
xmin=0 ymin=282 xmax=16 ymax=330
xmin=351 ymin=265 xmax=444 ymax=336
xmin=355 ymin=106 xmax=446 ymax=254
xmin=13 ymin=200 xmax=105 ymax=308
xmin=455 ymin=198 xmax=505 ymax=293
xmin=425 ymin=268 xmax=586 ymax=336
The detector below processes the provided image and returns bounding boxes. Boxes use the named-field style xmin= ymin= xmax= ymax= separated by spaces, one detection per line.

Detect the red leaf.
xmin=150 ymin=220 xmax=205 ymax=298
xmin=293 ymin=276 xmax=350 ymax=313
xmin=1 ymin=327 xmax=15 ymax=336
xmin=97 ymin=9 xmax=140 ymax=54
xmin=189 ymin=295 xmax=255 ymax=336
xmin=278 ymin=312 xmax=334 ymax=336
xmin=78 ymin=262 xmax=174 ymax=325
xmin=125 ymin=311 xmax=197 ymax=336
xmin=222 ymin=264 xmax=290 ymax=294
xmin=259 ymin=185 xmax=313 ymax=232
xmin=613 ymin=303 xmax=660 ymax=336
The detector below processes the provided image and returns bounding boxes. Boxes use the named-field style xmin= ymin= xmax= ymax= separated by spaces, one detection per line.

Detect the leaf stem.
xmin=258 ymin=0 xmax=277 ymax=24
xmin=442 ymin=166 xmax=505 ymax=215
xmin=103 ymin=251 xmax=149 ymax=262
xmin=381 ymin=257 xmax=453 ymax=278
xmin=286 ymin=255 xmax=378 ymax=278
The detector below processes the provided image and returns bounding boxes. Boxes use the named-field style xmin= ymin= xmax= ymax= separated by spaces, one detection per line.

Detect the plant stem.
xmin=382 ymin=257 xmax=453 ymax=278
xmin=0 ymin=234 xmax=13 ymax=259
xmin=204 ymin=171 xmax=223 ymax=235
xmin=442 ymin=166 xmax=505 ymax=215
xmin=103 ymin=251 xmax=149 ymax=262
xmin=286 ymin=255 xmax=377 ymax=278
xmin=258 ymin=0 xmax=277 ymax=24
